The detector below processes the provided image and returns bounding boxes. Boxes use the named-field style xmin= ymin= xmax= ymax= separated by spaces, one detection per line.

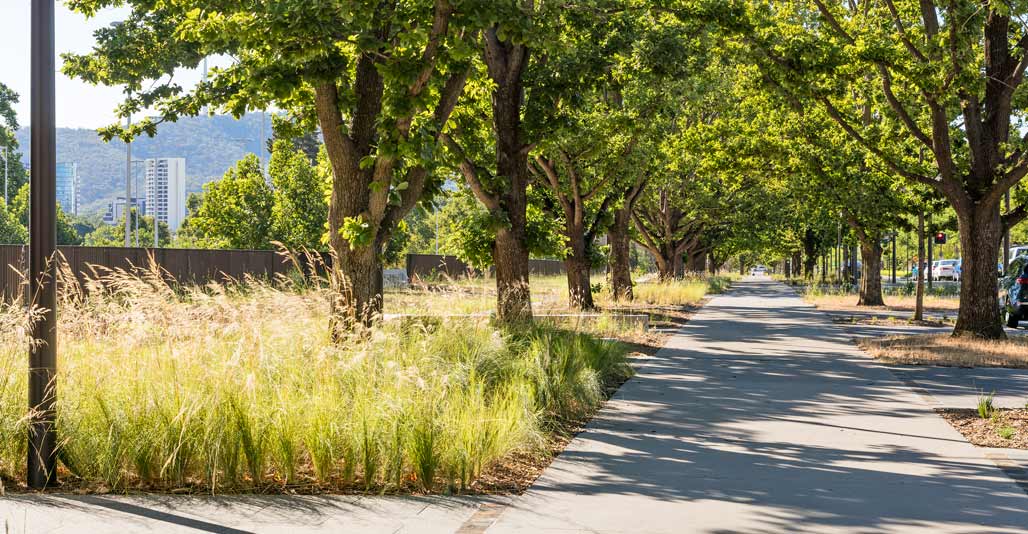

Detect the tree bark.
xmin=803 ymin=229 xmax=818 ymax=279
xmin=316 ymin=71 xmax=384 ymax=334
xmin=485 ymin=32 xmax=532 ymax=324
xmin=857 ymin=239 xmax=885 ymax=306
xmin=953 ymin=203 xmax=1004 ymax=338
xmin=494 ymin=227 xmax=532 ymax=323
xmin=655 ymin=254 xmax=674 ymax=281
xmin=608 ymin=208 xmax=634 ymax=301
xmin=564 ymin=230 xmax=594 ymax=310
xmin=686 ymin=247 xmax=706 ymax=274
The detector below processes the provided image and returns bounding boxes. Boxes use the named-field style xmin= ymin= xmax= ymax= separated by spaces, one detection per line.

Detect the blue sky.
xmin=0 ymin=3 xmax=214 ymax=129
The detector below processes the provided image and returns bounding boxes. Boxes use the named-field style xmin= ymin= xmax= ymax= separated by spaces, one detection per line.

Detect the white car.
xmin=749 ymin=265 xmax=768 ymax=276
xmin=931 ymin=259 xmax=961 ymax=281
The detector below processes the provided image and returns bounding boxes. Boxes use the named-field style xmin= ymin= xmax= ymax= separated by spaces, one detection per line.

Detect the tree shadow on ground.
xmin=507 ymin=280 xmax=1028 ymax=533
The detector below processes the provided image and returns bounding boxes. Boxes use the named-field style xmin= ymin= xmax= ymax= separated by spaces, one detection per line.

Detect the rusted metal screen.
xmin=0 ymin=245 xmax=329 ymax=303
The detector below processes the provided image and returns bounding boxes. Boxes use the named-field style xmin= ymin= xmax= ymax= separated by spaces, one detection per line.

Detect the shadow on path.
xmin=490 ymin=279 xmax=1028 ymax=533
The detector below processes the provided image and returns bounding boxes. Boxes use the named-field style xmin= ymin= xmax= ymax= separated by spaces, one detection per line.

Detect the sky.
xmin=0 ymin=3 xmax=217 ymax=129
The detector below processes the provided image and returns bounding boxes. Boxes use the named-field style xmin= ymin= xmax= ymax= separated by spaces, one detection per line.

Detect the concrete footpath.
xmin=486 ymin=279 xmax=1028 ymax=533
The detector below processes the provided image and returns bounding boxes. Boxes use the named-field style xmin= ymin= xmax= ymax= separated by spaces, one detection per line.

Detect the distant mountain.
xmin=16 ymin=114 xmax=272 ymax=216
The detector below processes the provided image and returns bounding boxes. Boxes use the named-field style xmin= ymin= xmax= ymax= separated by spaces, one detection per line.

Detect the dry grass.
xmin=858 ymin=334 xmax=1028 ymax=368
xmin=806 ymin=294 xmax=960 ymax=313
xmin=390 ymin=274 xmax=717 ymax=315
xmin=0 ymin=263 xmax=635 ymax=495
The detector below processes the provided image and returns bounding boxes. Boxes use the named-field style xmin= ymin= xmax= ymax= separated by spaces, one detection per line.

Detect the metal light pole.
xmin=124 ymin=103 xmax=133 ymax=247
xmin=260 ymin=110 xmax=266 ymax=172
xmin=1 ymin=144 xmax=7 ymax=204
xmin=1005 ymin=191 xmax=1011 ymax=271
xmin=28 ymin=0 xmax=58 ymax=490
xmin=891 ymin=232 xmax=897 ymax=284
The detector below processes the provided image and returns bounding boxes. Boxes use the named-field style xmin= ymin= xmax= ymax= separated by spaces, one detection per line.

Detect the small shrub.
xmin=998 ymin=426 xmax=1016 ymax=440
xmin=977 ymin=391 xmax=996 ymax=419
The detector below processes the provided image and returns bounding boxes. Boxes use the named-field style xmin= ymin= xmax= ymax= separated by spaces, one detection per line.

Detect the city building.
xmin=102 ymin=196 xmax=146 ymax=225
xmin=145 ymin=158 xmax=186 ymax=232
xmin=55 ymin=162 xmax=78 ymax=215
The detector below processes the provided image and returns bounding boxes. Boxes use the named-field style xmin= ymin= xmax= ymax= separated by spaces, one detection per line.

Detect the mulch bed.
xmin=938 ymin=408 xmax=1028 ymax=449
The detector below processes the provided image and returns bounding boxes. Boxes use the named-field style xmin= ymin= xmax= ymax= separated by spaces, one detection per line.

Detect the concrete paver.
xmin=487 ymin=279 xmax=1028 ymax=533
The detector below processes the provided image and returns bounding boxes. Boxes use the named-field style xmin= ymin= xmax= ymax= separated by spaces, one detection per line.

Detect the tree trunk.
xmin=608 ymin=210 xmax=633 ymax=301
xmin=856 ymin=239 xmax=885 ymax=306
xmin=673 ymin=253 xmax=685 ymax=278
xmin=483 ymin=35 xmax=532 ymax=325
xmin=564 ymin=233 xmax=594 ymax=310
xmin=494 ymin=228 xmax=532 ymax=323
xmin=316 ymin=75 xmax=385 ymax=335
xmin=655 ymin=254 xmax=674 ymax=281
xmin=803 ymin=229 xmax=818 ymax=280
xmin=915 ymin=212 xmax=925 ymax=322
xmin=708 ymin=253 xmax=720 ymax=275
xmin=686 ymin=247 xmax=706 ymax=274
xmin=953 ymin=204 xmax=1004 ymax=338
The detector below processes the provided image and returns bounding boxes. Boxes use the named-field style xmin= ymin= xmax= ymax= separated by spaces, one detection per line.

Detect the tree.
xmin=172 ymin=192 xmax=206 ymax=248
xmin=443 ymin=1 xmax=656 ymax=318
xmin=63 ymin=0 xmax=474 ymax=333
xmin=8 ymin=182 xmax=81 ymax=246
xmin=188 ymin=155 xmax=273 ymax=250
xmin=0 ymin=82 xmax=29 ymax=200
xmin=0 ymin=198 xmax=27 ymax=244
xmin=442 ymin=186 xmax=565 ymax=270
xmin=269 ymin=141 xmax=328 ymax=251
xmin=741 ymin=0 xmax=1028 ymax=338
xmin=84 ymin=210 xmax=172 ymax=248
xmin=268 ymin=116 xmax=320 ymax=164
xmin=441 ymin=5 xmax=545 ymax=323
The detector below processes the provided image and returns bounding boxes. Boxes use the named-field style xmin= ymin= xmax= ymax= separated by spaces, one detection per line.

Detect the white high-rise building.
xmin=145 ymin=158 xmax=186 ymax=232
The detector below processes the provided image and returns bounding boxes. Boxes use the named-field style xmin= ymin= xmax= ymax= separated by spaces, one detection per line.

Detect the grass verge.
xmin=858 ymin=334 xmax=1028 ymax=368
xmin=0 ymin=267 xmax=634 ymax=495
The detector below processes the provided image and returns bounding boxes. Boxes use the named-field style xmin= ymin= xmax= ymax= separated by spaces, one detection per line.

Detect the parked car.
xmin=931 ymin=259 xmax=961 ymax=281
xmin=749 ymin=265 xmax=768 ymax=276
xmin=1000 ymin=256 xmax=1028 ymax=328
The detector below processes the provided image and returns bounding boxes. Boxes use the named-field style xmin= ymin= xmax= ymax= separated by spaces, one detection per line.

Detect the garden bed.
xmin=937 ymin=409 xmax=1028 ymax=449
xmin=1 ymin=270 xmax=705 ymax=495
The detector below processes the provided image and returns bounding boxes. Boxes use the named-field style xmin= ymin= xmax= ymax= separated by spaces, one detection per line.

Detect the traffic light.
xmin=934 ymin=232 xmax=947 ymax=244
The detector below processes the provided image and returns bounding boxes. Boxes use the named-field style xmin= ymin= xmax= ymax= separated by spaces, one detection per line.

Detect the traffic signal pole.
xmin=28 ymin=0 xmax=58 ymax=489
xmin=927 ymin=221 xmax=934 ymax=291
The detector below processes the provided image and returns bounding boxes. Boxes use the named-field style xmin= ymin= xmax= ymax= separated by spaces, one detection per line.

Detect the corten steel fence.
xmin=0 ymin=245 xmax=329 ymax=303
xmin=0 ymin=247 xmax=570 ymax=303
xmin=404 ymin=254 xmax=566 ymax=280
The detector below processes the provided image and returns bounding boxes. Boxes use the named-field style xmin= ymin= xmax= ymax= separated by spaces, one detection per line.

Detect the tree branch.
xmin=440 ymin=132 xmax=500 ymax=212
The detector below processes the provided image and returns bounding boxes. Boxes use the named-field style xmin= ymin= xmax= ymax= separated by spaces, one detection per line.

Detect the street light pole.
xmin=124 ymin=102 xmax=132 ymax=247
xmin=2 ymin=145 xmax=8 ymax=205
xmin=1005 ymin=191 xmax=1011 ymax=271
xmin=891 ymin=232 xmax=897 ymax=284
xmin=28 ymin=0 xmax=58 ymax=489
